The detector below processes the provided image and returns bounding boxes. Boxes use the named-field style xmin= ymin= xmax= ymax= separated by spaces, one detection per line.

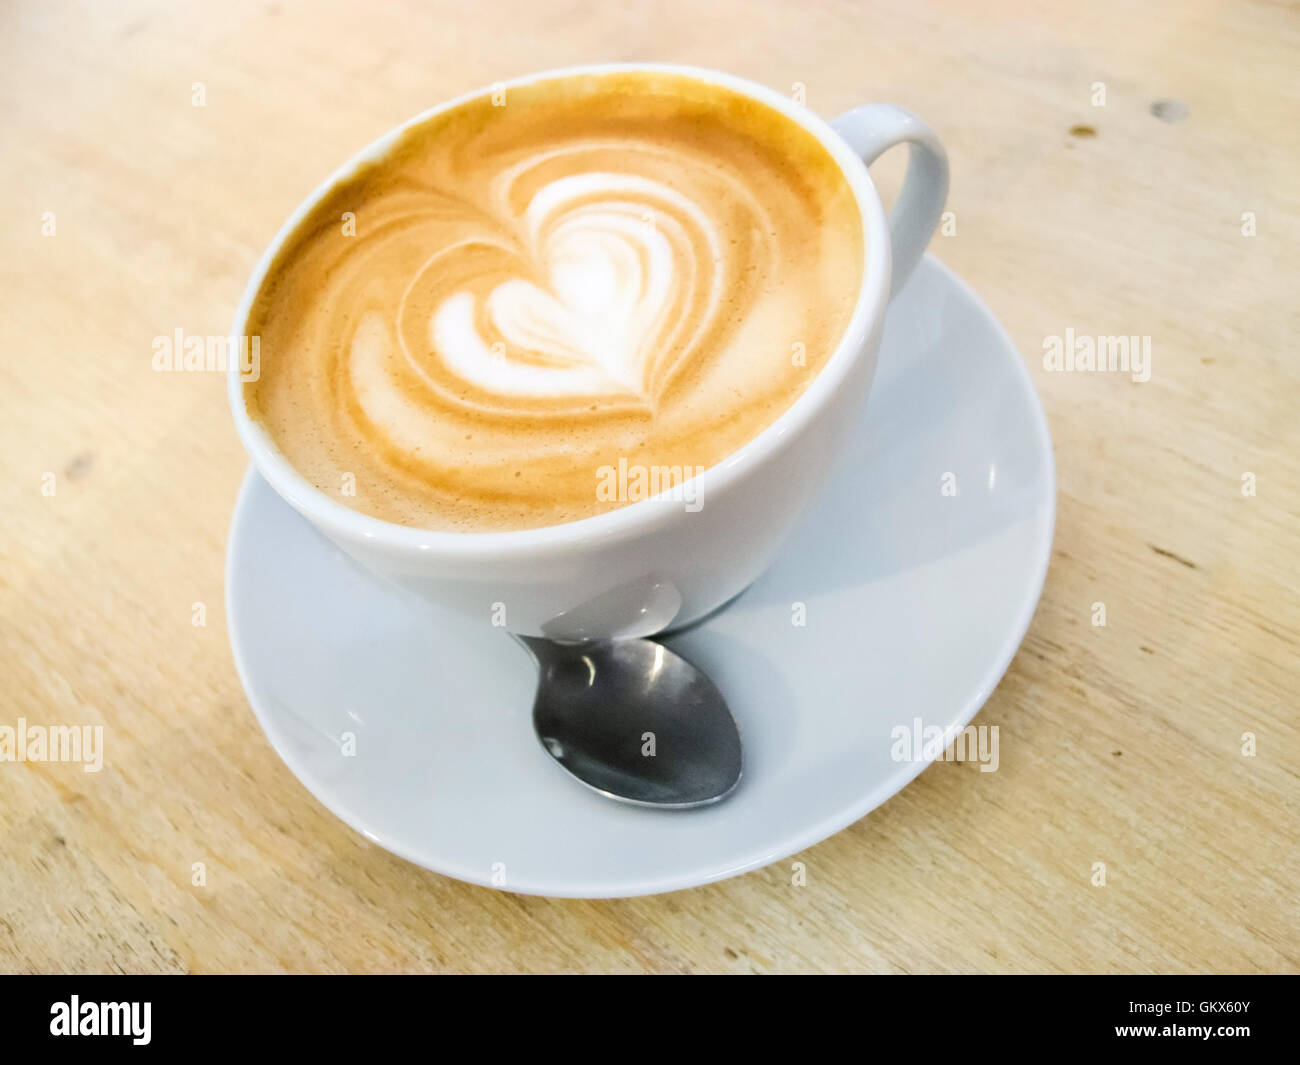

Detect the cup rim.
xmin=227 ymin=61 xmax=891 ymax=558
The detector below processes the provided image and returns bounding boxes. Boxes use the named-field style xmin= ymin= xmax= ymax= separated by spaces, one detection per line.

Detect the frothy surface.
xmin=244 ymin=72 xmax=864 ymax=530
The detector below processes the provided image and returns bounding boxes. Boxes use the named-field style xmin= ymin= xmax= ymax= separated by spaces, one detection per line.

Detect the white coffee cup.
xmin=227 ymin=63 xmax=948 ymax=641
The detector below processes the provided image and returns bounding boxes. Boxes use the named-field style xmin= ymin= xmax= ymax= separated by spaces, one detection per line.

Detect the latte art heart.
xmin=414 ymin=165 xmax=731 ymax=408
xmin=245 ymin=71 xmax=864 ymax=531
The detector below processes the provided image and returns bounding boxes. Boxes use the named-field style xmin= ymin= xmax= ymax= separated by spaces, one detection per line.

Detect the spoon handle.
xmin=511 ymin=632 xmax=567 ymax=665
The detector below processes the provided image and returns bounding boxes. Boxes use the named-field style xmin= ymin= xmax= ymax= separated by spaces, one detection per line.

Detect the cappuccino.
xmin=244 ymin=71 xmax=864 ymax=530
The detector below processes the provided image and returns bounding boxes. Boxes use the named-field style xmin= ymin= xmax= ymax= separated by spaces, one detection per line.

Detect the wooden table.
xmin=2 ymin=0 xmax=1296 ymax=974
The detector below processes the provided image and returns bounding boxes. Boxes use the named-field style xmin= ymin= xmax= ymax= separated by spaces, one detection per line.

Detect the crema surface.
xmin=244 ymin=72 xmax=864 ymax=530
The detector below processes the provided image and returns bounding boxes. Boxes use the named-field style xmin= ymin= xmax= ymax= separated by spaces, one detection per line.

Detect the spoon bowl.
xmin=517 ymin=635 xmax=742 ymax=809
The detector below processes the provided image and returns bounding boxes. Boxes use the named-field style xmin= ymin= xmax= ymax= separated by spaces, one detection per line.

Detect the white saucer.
xmin=226 ymin=255 xmax=1055 ymax=898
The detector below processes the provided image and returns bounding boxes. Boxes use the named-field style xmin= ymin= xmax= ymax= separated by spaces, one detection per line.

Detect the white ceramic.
xmin=226 ymin=63 xmax=949 ymax=640
xmin=226 ymin=255 xmax=1056 ymax=898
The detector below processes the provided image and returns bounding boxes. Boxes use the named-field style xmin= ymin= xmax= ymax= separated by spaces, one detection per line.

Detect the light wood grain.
xmin=1 ymin=0 xmax=1296 ymax=974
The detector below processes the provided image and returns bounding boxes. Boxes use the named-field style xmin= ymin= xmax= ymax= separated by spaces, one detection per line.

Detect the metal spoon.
xmin=515 ymin=635 xmax=742 ymax=808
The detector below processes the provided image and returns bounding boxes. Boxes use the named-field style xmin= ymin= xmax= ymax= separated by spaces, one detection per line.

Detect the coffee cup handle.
xmin=832 ymin=104 xmax=949 ymax=299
